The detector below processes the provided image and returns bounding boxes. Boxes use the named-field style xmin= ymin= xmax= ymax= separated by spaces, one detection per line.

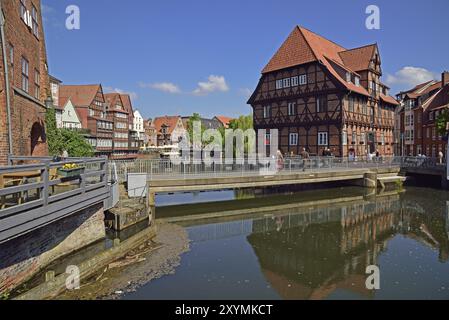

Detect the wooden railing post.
xmin=42 ymin=161 xmax=50 ymax=206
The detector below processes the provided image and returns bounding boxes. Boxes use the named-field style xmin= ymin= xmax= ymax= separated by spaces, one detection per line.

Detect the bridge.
xmin=110 ymin=157 xmax=406 ymax=222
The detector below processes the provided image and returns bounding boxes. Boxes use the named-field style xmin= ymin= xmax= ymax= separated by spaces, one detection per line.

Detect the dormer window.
xmin=355 ymin=76 xmax=360 ymax=87
xmin=346 ymin=72 xmax=351 ymax=83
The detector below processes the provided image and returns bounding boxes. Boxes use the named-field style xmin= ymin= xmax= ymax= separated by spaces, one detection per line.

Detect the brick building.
xmin=397 ymin=71 xmax=449 ymax=157
xmin=144 ymin=118 xmax=157 ymax=147
xmin=248 ymin=26 xmax=399 ymax=157
xmin=0 ymin=0 xmax=51 ymax=164
xmin=59 ymin=84 xmax=113 ymax=157
xmin=120 ymin=94 xmax=141 ymax=157
xmin=153 ymin=116 xmax=185 ymax=147
xmin=103 ymin=93 xmax=139 ymax=160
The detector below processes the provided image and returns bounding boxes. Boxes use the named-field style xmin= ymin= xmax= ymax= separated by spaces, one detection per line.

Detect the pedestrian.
xmin=276 ymin=150 xmax=284 ymax=172
xmin=438 ymin=151 xmax=444 ymax=164
xmin=300 ymin=148 xmax=310 ymax=172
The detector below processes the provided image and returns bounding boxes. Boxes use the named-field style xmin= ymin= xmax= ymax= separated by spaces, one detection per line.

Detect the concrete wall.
xmin=0 ymin=203 xmax=105 ymax=295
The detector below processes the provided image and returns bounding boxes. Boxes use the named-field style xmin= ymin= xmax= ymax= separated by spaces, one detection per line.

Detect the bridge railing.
xmin=111 ymin=156 xmax=401 ymax=181
xmin=0 ymin=156 xmax=109 ymax=243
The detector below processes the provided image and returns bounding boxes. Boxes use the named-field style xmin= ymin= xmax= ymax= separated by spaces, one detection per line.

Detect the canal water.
xmin=123 ymin=186 xmax=449 ymax=300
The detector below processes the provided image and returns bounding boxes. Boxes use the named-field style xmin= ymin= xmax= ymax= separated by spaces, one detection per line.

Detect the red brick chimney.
xmin=443 ymin=71 xmax=449 ymax=87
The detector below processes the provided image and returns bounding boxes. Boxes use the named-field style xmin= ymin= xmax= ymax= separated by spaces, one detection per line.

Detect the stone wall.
xmin=0 ymin=204 xmax=105 ymax=295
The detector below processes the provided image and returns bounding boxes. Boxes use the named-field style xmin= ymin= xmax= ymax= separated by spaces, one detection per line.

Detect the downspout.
xmin=0 ymin=1 xmax=13 ymax=155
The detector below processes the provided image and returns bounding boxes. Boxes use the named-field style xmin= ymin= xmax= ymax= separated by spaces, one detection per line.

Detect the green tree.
xmin=45 ymin=108 xmax=94 ymax=157
xmin=436 ymin=110 xmax=449 ymax=137
xmin=218 ymin=114 xmax=254 ymax=156
xmin=60 ymin=129 xmax=94 ymax=157
xmin=45 ymin=107 xmax=64 ymax=156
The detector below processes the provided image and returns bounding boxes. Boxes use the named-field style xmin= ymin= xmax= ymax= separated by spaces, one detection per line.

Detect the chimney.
xmin=442 ymin=71 xmax=449 ymax=87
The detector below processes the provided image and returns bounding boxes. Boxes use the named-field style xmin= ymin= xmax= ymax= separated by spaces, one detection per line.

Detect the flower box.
xmin=57 ymin=167 xmax=85 ymax=178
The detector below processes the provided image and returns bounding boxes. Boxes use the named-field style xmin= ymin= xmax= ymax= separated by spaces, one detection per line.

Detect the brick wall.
xmin=0 ymin=204 xmax=105 ymax=295
xmin=0 ymin=0 xmax=50 ymax=165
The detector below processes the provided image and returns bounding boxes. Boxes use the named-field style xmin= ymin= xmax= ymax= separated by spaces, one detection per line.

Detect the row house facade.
xmin=248 ymin=26 xmax=399 ymax=157
xmin=59 ymin=84 xmax=113 ymax=157
xmin=153 ymin=116 xmax=185 ymax=147
xmin=144 ymin=118 xmax=157 ymax=147
xmin=397 ymin=72 xmax=449 ymax=157
xmin=121 ymin=94 xmax=142 ymax=157
xmin=0 ymin=0 xmax=51 ymax=164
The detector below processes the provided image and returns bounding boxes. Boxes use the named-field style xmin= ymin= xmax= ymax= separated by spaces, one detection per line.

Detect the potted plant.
xmin=57 ymin=163 xmax=85 ymax=178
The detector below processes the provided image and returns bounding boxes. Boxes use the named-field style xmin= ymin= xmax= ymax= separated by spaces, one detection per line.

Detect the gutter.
xmin=0 ymin=1 xmax=13 ymax=155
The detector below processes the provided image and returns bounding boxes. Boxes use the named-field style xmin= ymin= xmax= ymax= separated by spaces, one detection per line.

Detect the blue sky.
xmin=42 ymin=0 xmax=449 ymax=120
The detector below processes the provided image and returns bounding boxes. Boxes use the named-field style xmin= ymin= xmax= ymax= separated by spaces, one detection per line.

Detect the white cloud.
xmin=104 ymin=86 xmax=138 ymax=101
xmin=193 ymin=75 xmax=229 ymax=96
xmin=140 ymin=82 xmax=181 ymax=94
xmin=386 ymin=67 xmax=437 ymax=87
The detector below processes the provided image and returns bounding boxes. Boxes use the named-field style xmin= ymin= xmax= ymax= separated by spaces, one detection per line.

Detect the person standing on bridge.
xmin=276 ymin=150 xmax=284 ymax=172
xmin=301 ymin=148 xmax=310 ymax=172
xmin=438 ymin=151 xmax=444 ymax=165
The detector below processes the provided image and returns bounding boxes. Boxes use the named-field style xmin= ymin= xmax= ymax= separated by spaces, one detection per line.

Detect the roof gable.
xmin=262 ymin=27 xmax=318 ymax=74
xmin=153 ymin=116 xmax=183 ymax=135
xmin=338 ymin=44 xmax=377 ymax=72
xmin=59 ymin=84 xmax=102 ymax=108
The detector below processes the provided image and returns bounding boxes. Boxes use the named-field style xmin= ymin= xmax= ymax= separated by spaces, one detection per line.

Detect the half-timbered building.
xmin=248 ymin=26 xmax=399 ymax=157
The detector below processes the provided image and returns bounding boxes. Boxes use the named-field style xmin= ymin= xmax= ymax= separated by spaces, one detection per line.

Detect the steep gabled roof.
xmin=339 ymin=44 xmax=377 ymax=72
xmin=260 ymin=26 xmax=384 ymax=98
xmin=423 ymin=85 xmax=449 ymax=112
xmin=262 ymin=27 xmax=319 ymax=74
xmin=120 ymin=94 xmax=134 ymax=115
xmin=104 ymin=93 xmax=127 ymax=113
xmin=153 ymin=116 xmax=182 ymax=135
xmin=59 ymin=84 xmax=102 ymax=108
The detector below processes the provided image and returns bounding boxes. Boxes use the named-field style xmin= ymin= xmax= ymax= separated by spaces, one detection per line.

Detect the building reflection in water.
xmin=240 ymin=192 xmax=449 ymax=300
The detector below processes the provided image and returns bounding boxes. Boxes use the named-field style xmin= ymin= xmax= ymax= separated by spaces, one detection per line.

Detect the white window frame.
xmin=346 ymin=72 xmax=351 ymax=82
xmin=291 ymin=76 xmax=298 ymax=86
xmin=21 ymin=57 xmax=29 ymax=92
xmin=342 ymin=131 xmax=347 ymax=146
xmin=283 ymin=78 xmax=291 ymax=88
xmin=263 ymin=105 xmax=271 ymax=119
xmin=299 ymin=74 xmax=307 ymax=85
xmin=318 ymin=132 xmax=328 ymax=146
xmin=288 ymin=102 xmax=296 ymax=116
xmin=275 ymin=80 xmax=283 ymax=90
xmin=355 ymin=76 xmax=360 ymax=87
xmin=289 ymin=133 xmax=298 ymax=146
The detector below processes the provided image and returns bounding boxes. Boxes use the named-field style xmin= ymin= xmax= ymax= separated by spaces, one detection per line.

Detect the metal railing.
xmin=0 ymin=156 xmax=110 ymax=243
xmin=111 ymin=156 xmax=403 ymax=182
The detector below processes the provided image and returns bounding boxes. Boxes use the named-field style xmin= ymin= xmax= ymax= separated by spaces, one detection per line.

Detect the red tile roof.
xmin=215 ymin=116 xmax=234 ymax=127
xmin=261 ymin=26 xmax=381 ymax=98
xmin=120 ymin=94 xmax=134 ymax=115
xmin=104 ymin=93 xmax=128 ymax=113
xmin=153 ymin=116 xmax=182 ymax=135
xmin=59 ymin=84 xmax=102 ymax=108
xmin=380 ymin=94 xmax=400 ymax=106
xmin=339 ymin=44 xmax=377 ymax=72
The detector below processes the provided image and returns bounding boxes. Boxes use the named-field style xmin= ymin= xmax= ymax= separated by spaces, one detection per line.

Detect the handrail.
xmin=0 ymin=157 xmax=109 ymax=217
